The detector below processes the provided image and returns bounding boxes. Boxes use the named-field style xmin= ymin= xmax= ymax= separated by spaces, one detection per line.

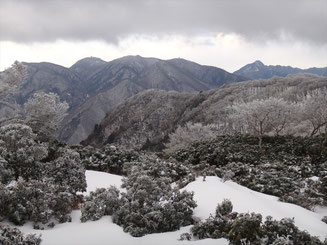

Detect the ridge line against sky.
xmin=0 ymin=0 xmax=326 ymax=72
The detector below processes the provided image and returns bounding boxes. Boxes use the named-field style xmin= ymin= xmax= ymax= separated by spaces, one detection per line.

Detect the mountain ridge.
xmin=234 ymin=60 xmax=327 ymax=79
xmin=5 ymin=56 xmax=327 ymax=145
xmin=4 ymin=55 xmax=246 ymax=144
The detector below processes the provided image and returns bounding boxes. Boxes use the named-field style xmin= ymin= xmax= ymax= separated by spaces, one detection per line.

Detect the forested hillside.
xmin=85 ymin=74 xmax=327 ymax=151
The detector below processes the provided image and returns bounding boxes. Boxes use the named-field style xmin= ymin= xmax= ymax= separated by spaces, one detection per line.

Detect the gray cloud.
xmin=0 ymin=0 xmax=326 ymax=44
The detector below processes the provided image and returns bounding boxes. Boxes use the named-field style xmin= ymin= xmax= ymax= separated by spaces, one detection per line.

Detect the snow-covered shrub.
xmin=76 ymin=144 xmax=139 ymax=175
xmin=216 ymin=199 xmax=233 ymax=217
xmin=0 ymin=124 xmax=86 ymax=227
xmin=190 ymin=199 xmax=235 ymax=240
xmin=190 ymin=214 xmax=233 ymax=240
xmin=262 ymin=216 xmax=322 ymax=245
xmin=0 ymin=123 xmax=48 ymax=181
xmin=0 ymin=184 xmax=10 ymax=222
xmin=81 ymin=157 xmax=197 ymax=237
xmin=122 ymin=154 xmax=194 ymax=188
xmin=3 ymin=178 xmax=76 ymax=227
xmin=179 ymin=232 xmax=192 ymax=241
xmin=188 ymin=200 xmax=323 ymax=244
xmin=44 ymin=147 xmax=86 ymax=193
xmin=228 ymin=212 xmax=263 ymax=244
xmin=0 ymin=225 xmax=41 ymax=245
xmin=0 ymin=157 xmax=13 ymax=184
xmin=172 ymin=135 xmax=327 ymax=209
xmin=322 ymin=216 xmax=327 ymax=224
xmin=113 ymin=175 xmax=197 ymax=237
xmin=270 ymin=236 xmax=293 ymax=245
xmin=81 ymin=186 xmax=121 ymax=222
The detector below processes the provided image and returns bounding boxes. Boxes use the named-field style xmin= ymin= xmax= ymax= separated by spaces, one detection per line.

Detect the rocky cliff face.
xmin=234 ymin=60 xmax=327 ymax=79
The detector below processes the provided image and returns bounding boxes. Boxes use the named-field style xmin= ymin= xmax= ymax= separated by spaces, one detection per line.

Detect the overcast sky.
xmin=0 ymin=0 xmax=326 ymax=72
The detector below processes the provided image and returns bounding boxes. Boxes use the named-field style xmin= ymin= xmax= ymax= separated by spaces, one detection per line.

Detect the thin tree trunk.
xmin=258 ymin=121 xmax=263 ymax=153
xmin=258 ymin=135 xmax=262 ymax=154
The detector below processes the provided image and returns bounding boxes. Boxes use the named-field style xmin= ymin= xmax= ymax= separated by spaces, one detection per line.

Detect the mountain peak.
xmin=71 ymin=57 xmax=106 ymax=68
xmin=234 ymin=60 xmax=327 ymax=80
xmin=253 ymin=60 xmax=264 ymax=67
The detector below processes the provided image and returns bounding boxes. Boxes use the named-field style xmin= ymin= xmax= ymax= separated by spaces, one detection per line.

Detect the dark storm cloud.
xmin=0 ymin=0 xmax=326 ymax=44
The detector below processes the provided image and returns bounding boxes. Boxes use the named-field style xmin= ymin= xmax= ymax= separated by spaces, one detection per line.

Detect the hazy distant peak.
xmin=234 ymin=60 xmax=327 ymax=79
xmin=253 ymin=60 xmax=264 ymax=67
xmin=71 ymin=57 xmax=106 ymax=68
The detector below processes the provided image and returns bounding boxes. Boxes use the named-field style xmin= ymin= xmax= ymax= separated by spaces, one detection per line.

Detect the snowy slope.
xmin=16 ymin=170 xmax=327 ymax=245
xmin=184 ymin=177 xmax=327 ymax=240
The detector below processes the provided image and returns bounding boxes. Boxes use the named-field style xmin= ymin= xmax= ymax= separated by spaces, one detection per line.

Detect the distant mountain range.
xmin=2 ymin=56 xmax=326 ymax=145
xmin=234 ymin=60 xmax=327 ymax=79
xmin=7 ymin=56 xmax=246 ymax=144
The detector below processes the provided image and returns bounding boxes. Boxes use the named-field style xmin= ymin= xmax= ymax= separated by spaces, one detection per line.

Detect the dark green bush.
xmin=81 ymin=157 xmax=197 ymax=237
xmin=75 ymin=144 xmax=139 ymax=175
xmin=81 ymin=186 xmax=121 ymax=222
xmin=1 ymin=178 xmax=78 ymax=227
xmin=0 ymin=124 xmax=86 ymax=228
xmin=186 ymin=200 xmax=323 ymax=244
xmin=172 ymin=135 xmax=327 ymax=209
xmin=0 ymin=225 xmax=41 ymax=245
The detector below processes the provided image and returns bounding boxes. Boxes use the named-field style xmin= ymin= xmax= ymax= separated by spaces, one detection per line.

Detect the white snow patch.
xmin=308 ymin=176 xmax=320 ymax=181
xmin=84 ymin=170 xmax=123 ymax=194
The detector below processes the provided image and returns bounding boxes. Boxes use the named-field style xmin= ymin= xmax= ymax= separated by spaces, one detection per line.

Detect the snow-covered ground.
xmin=16 ymin=170 xmax=327 ymax=245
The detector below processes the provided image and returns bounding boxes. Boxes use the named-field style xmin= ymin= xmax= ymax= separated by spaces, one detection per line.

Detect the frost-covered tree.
xmin=24 ymin=92 xmax=69 ymax=136
xmin=165 ymin=122 xmax=221 ymax=153
xmin=300 ymin=91 xmax=327 ymax=137
xmin=0 ymin=62 xmax=69 ymax=139
xmin=0 ymin=123 xmax=48 ymax=180
xmin=229 ymin=98 xmax=294 ymax=151
xmin=0 ymin=61 xmax=26 ymax=125
xmin=0 ymin=61 xmax=26 ymax=97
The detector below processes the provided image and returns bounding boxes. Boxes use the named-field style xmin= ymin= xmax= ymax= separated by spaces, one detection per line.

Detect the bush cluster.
xmin=81 ymin=156 xmax=197 ymax=237
xmin=80 ymin=186 xmax=121 ymax=222
xmin=123 ymin=154 xmax=195 ymax=188
xmin=0 ymin=225 xmax=41 ymax=245
xmin=182 ymin=200 xmax=323 ymax=245
xmin=172 ymin=135 xmax=327 ymax=209
xmin=0 ymin=123 xmax=86 ymax=228
xmin=75 ymin=144 xmax=139 ymax=175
